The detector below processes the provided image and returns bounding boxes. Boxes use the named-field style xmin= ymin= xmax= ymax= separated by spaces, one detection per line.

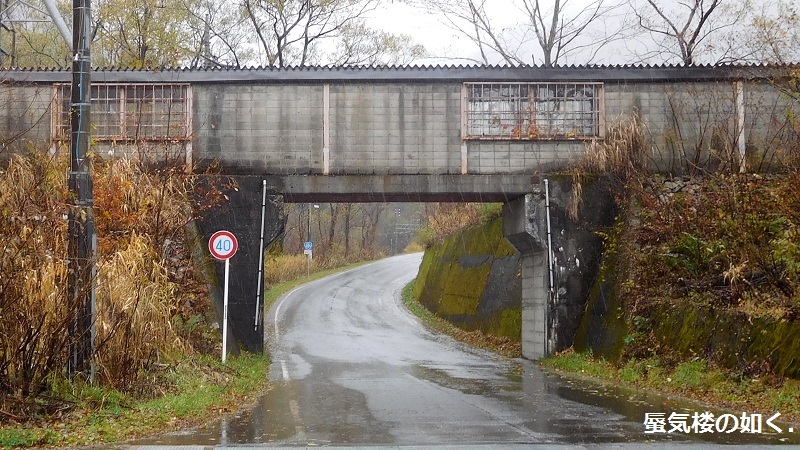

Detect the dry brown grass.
xmin=0 ymin=150 xmax=205 ymax=416
xmin=95 ymin=233 xmax=190 ymax=388
xmin=0 ymin=152 xmax=72 ymax=401
xmin=266 ymin=254 xmax=314 ymax=284
xmin=92 ymin=156 xmax=200 ymax=388
xmin=416 ymin=203 xmax=483 ymax=247
xmin=569 ymin=114 xmax=650 ymax=220
xmin=579 ymin=114 xmax=649 ymax=177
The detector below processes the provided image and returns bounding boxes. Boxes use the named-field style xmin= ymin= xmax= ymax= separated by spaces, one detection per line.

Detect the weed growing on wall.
xmin=618 ymin=173 xmax=800 ymax=377
xmin=569 ymin=114 xmax=649 ymax=220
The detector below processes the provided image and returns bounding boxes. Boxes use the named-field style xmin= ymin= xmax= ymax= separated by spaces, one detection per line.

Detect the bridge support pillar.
xmin=503 ymin=192 xmax=550 ymax=360
xmin=503 ymin=177 xmax=617 ymax=361
xmin=519 ymin=252 xmax=550 ymax=359
xmin=195 ymin=175 xmax=285 ymax=354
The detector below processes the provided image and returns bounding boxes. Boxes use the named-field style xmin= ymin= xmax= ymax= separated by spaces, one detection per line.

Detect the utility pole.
xmin=67 ymin=0 xmax=95 ymax=378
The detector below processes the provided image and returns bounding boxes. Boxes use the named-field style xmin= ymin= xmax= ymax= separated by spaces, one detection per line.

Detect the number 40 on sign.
xmin=209 ymin=230 xmax=238 ymax=260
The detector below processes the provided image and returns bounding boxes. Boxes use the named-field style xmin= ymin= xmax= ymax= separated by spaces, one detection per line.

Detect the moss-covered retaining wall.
xmin=650 ymin=304 xmax=800 ymax=378
xmin=574 ymin=221 xmax=800 ymax=378
xmin=574 ymin=245 xmax=628 ymax=359
xmin=413 ymin=177 xmax=619 ymax=349
xmin=413 ymin=218 xmax=522 ymax=341
xmin=575 ymin=177 xmax=800 ymax=379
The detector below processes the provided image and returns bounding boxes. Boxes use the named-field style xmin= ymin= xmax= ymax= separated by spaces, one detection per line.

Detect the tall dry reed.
xmin=94 ymin=233 xmax=189 ymax=388
xmin=569 ymin=114 xmax=651 ymax=219
xmin=578 ymin=114 xmax=649 ymax=178
xmin=0 ymin=152 xmax=71 ymax=401
xmin=1 ymin=150 xmax=202 ymax=415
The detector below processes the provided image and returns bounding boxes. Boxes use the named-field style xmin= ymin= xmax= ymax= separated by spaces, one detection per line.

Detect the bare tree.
xmin=342 ymin=203 xmax=352 ymax=257
xmin=737 ymin=0 xmax=800 ymax=64
xmin=522 ymin=0 xmax=624 ymax=66
xmin=183 ymin=0 xmax=257 ymax=68
xmin=418 ymin=0 xmax=624 ymax=66
xmin=329 ymin=23 xmax=427 ymax=65
xmin=92 ymin=0 xmax=198 ymax=68
xmin=242 ymin=0 xmax=380 ymax=67
xmin=417 ymin=0 xmax=527 ymax=65
xmin=627 ymin=0 xmax=751 ymax=65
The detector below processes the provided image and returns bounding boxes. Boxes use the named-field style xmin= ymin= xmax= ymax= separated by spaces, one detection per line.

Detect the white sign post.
xmin=209 ymin=230 xmax=238 ymax=363
xmin=304 ymin=241 xmax=312 ymax=276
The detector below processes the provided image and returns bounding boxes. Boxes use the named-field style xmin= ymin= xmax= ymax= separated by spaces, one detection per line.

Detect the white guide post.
xmin=222 ymin=258 xmax=230 ymax=363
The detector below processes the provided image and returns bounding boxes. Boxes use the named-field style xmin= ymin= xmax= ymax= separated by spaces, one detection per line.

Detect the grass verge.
xmin=401 ymin=280 xmax=521 ymax=358
xmin=541 ymin=349 xmax=800 ymax=425
xmin=0 ymin=260 xmax=373 ymax=449
xmin=0 ymin=352 xmax=270 ymax=449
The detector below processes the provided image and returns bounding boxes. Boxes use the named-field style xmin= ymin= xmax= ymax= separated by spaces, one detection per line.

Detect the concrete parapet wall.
xmin=0 ymin=83 xmax=51 ymax=154
xmin=329 ymin=84 xmax=462 ymax=175
xmin=0 ymin=71 xmax=797 ymax=177
xmin=194 ymin=85 xmax=324 ymax=174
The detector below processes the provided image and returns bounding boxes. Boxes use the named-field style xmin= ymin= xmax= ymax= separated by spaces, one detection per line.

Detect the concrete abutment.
xmin=503 ymin=177 xmax=616 ymax=360
xmin=195 ymin=175 xmax=285 ymax=354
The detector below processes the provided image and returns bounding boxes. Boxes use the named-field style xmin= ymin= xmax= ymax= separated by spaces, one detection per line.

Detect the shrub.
xmin=0 ymin=151 xmax=206 ymax=418
xmin=0 ymin=152 xmax=71 ymax=402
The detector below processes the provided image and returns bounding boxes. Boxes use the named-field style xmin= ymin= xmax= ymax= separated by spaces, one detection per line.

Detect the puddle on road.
xmin=409 ymin=359 xmax=800 ymax=445
xmin=411 ymin=365 xmax=498 ymax=396
xmin=132 ymin=358 xmax=800 ymax=446
xmin=131 ymin=381 xmax=300 ymax=446
xmin=131 ymin=377 xmax=394 ymax=447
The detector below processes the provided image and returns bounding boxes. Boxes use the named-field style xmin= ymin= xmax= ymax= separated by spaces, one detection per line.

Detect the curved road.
xmin=264 ymin=253 xmax=638 ymax=445
xmin=130 ymin=253 xmax=797 ymax=447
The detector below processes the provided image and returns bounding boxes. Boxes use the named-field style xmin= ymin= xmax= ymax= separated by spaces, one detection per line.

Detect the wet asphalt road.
xmin=128 ymin=253 xmax=800 ymax=448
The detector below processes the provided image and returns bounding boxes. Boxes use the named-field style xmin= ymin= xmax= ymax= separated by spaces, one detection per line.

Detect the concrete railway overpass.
xmin=0 ymin=64 xmax=796 ymax=359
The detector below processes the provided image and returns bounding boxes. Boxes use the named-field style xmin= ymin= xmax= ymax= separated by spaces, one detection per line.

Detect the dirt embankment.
xmin=579 ymin=174 xmax=800 ymax=379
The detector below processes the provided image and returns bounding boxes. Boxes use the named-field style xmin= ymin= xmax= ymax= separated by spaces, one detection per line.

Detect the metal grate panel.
xmin=52 ymin=83 xmax=190 ymax=141
xmin=464 ymin=82 xmax=603 ymax=140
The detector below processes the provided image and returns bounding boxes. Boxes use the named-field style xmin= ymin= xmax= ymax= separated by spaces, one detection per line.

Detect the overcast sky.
xmin=361 ymin=0 xmax=800 ymax=66
xmin=363 ymin=1 xmax=516 ymax=65
xmin=363 ymin=0 xmax=615 ymax=66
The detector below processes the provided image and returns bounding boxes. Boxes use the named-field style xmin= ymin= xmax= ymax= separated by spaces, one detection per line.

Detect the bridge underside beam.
xmin=265 ymin=174 xmax=539 ymax=203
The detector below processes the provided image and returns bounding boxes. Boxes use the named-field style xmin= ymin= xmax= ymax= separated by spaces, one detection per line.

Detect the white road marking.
xmin=288 ymin=399 xmax=307 ymax=440
xmin=273 ymin=284 xmax=304 ymax=341
xmin=271 ymin=261 xmax=382 ymax=339
xmin=269 ymin=257 xmax=417 ymax=441
xmin=379 ymin=273 xmax=409 ymax=306
xmin=280 ymin=359 xmax=290 ymax=381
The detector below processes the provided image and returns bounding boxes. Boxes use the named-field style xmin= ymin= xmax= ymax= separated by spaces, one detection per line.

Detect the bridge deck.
xmin=266 ymin=174 xmax=542 ymax=202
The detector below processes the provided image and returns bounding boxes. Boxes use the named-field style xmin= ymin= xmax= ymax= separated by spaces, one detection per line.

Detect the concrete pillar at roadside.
xmin=503 ymin=192 xmax=550 ymax=360
xmin=521 ymin=252 xmax=549 ymax=359
xmin=195 ymin=175 xmax=286 ymax=354
xmin=505 ymin=177 xmax=618 ymax=360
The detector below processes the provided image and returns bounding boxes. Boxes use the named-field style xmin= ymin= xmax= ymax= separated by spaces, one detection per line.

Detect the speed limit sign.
xmin=209 ymin=230 xmax=238 ymax=260
xmin=209 ymin=230 xmax=238 ymax=364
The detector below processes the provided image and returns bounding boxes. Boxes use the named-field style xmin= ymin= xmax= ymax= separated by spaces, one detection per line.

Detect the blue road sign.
xmin=304 ymin=241 xmax=313 ymax=250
